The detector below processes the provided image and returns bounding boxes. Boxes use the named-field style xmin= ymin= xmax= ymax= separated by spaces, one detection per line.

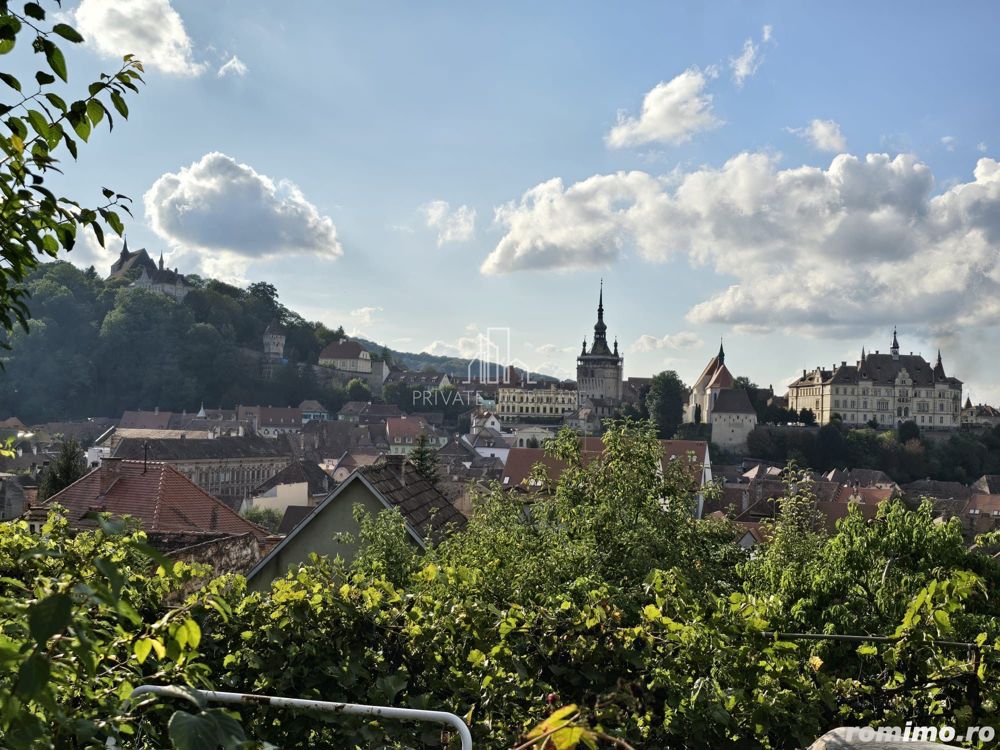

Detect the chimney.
xmin=100 ymin=457 xmax=123 ymax=494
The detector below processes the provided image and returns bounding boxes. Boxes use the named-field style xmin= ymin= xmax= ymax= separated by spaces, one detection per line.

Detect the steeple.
xmin=933 ymin=349 xmax=946 ymax=380
xmin=890 ymin=327 xmax=900 ymax=359
xmin=158 ymin=251 xmax=164 ymax=271
xmin=120 ymin=235 xmax=129 ymax=257
xmin=581 ymin=337 xmax=587 ymax=356
xmin=588 ymin=280 xmax=611 ymax=355
xmin=613 ymin=338 xmax=618 ymax=356
xmin=718 ymin=339 xmax=725 ymax=366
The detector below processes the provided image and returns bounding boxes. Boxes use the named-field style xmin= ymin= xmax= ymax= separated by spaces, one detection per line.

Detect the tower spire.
xmin=158 ymin=250 xmax=164 ymax=271
xmin=933 ymin=348 xmax=946 ymax=379
xmin=891 ymin=327 xmax=900 ymax=359
xmin=718 ymin=338 xmax=725 ymax=365
xmin=588 ymin=280 xmax=610 ymax=355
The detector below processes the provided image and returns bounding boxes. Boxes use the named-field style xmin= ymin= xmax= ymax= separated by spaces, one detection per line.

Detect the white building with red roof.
xmin=685 ymin=341 xmax=735 ymax=424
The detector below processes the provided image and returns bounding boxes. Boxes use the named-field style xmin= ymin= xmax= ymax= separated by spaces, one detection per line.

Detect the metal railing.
xmin=130 ymin=685 xmax=473 ymax=750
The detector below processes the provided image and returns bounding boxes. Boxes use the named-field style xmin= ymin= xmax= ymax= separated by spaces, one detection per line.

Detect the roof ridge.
xmin=152 ymin=464 xmax=166 ymax=529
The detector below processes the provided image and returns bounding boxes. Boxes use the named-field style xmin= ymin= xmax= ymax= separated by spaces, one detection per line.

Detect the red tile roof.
xmin=502 ymin=439 xmax=708 ymax=489
xmin=41 ymin=460 xmax=267 ymax=539
xmin=319 ymin=340 xmax=367 ymax=360
xmin=386 ymin=416 xmax=431 ymax=442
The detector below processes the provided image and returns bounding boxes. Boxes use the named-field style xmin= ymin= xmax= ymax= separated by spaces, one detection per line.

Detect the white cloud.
xmin=730 ymin=40 xmax=761 ymax=88
xmin=144 ymin=152 xmax=342 ymax=280
xmin=941 ymin=136 xmax=956 ymax=152
xmin=484 ymin=152 xmax=1000 ymax=336
xmin=788 ymin=119 xmax=847 ymax=152
xmin=217 ymin=55 xmax=247 ymax=78
xmin=533 ymin=343 xmax=575 ymax=355
xmin=730 ymin=24 xmax=773 ymax=87
xmin=419 ymin=200 xmax=476 ymax=245
xmin=71 ymin=229 xmax=124 ymax=273
xmin=422 ymin=337 xmax=481 ymax=358
xmin=605 ymin=68 xmax=721 ymax=148
xmin=630 ymin=331 xmax=703 ymax=352
xmin=75 ymin=0 xmax=205 ymax=76
xmin=978 ymin=142 xmax=988 ymax=154
xmin=349 ymin=307 xmax=382 ymax=326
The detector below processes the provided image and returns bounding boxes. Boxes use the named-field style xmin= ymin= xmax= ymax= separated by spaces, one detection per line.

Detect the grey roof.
xmin=114 ymin=435 xmax=291 ymax=461
xmin=277 ymin=505 xmax=311 ymax=535
xmin=359 ymin=456 xmax=467 ymax=539
xmin=712 ymin=388 xmax=756 ymax=415
xmin=108 ymin=246 xmax=157 ymax=278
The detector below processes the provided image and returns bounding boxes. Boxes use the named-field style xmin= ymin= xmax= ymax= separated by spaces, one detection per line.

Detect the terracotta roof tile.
xmin=41 ymin=460 xmax=267 ymax=539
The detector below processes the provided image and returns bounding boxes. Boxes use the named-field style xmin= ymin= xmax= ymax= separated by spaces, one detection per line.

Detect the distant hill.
xmin=0 ymin=262 xmax=559 ymax=425
xmin=354 ymin=338 xmax=559 ymax=384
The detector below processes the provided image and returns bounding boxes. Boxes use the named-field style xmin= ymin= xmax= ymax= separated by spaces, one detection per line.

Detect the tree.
xmin=898 ymin=419 xmax=920 ymax=444
xmin=37 ymin=439 xmax=86 ymax=500
xmin=799 ymin=407 xmax=817 ymax=425
xmin=0 ymin=4 xmax=143 ymax=336
xmin=409 ymin=432 xmax=439 ymax=485
xmin=645 ymin=370 xmax=686 ymax=439
xmin=345 ymin=377 xmax=371 ymax=402
xmin=242 ymin=505 xmax=283 ymax=532
xmin=734 ymin=375 xmax=758 ymax=390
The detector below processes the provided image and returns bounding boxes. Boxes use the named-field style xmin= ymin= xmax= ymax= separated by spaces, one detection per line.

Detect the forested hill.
xmin=0 ymin=262 xmax=514 ymax=424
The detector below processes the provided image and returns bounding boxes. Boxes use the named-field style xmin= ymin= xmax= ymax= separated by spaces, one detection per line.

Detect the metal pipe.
xmin=129 ymin=686 xmax=473 ymax=750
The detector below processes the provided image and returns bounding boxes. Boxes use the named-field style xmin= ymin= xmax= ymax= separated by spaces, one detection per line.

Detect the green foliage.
xmin=345 ymin=377 xmax=371 ymax=402
xmin=0 ymin=510 xmax=245 ymax=748
xmin=241 ymin=506 xmax=282 ymax=533
xmin=748 ymin=420 xmax=1000 ymax=484
xmin=202 ymin=421 xmax=1000 ymax=748
xmin=4 ymin=423 xmax=1000 ymax=748
xmin=36 ymin=438 xmax=86 ymax=500
xmin=644 ymin=370 xmax=686 ymax=439
xmin=0 ymin=3 xmax=142 ymax=340
xmin=409 ymin=432 xmax=439 ymax=485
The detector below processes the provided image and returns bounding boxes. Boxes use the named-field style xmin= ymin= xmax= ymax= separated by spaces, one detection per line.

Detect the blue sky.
xmin=30 ymin=1 xmax=1000 ymax=400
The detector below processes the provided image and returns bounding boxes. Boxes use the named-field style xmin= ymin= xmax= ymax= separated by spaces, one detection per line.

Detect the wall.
xmin=247 ymin=480 xmax=419 ymax=592
xmin=252 ymin=481 xmax=311 ymax=514
xmin=711 ymin=413 xmax=757 ymax=451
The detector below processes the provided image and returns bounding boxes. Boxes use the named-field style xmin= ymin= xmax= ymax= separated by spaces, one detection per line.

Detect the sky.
xmin=20 ymin=1 xmax=1000 ymax=401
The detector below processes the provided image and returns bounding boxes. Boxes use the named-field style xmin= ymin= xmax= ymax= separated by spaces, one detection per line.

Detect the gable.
xmin=245 ymin=474 xmax=423 ymax=591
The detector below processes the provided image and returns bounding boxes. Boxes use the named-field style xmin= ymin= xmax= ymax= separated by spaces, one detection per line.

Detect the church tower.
xmin=576 ymin=281 xmax=624 ymax=414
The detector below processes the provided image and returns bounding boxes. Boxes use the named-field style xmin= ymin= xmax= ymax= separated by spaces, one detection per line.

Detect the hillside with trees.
xmin=0 ymin=261 xmax=531 ymax=425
